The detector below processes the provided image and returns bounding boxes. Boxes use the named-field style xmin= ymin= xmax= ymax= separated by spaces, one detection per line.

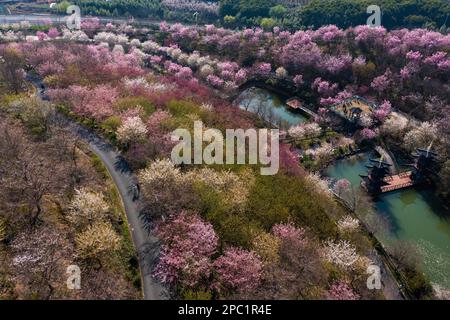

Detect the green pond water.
xmin=325 ymin=152 xmax=450 ymax=289
xmin=237 ymin=87 xmax=308 ymax=128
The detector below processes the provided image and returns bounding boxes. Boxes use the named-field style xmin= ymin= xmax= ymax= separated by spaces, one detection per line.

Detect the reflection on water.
xmin=236 ymin=87 xmax=308 ymax=129
xmin=326 ymin=153 xmax=450 ymax=289
xmin=325 ymin=152 xmax=372 ymax=186
xmin=397 ymin=190 xmax=419 ymax=207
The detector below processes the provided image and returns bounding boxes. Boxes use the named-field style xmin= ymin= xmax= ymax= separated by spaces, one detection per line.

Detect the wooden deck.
xmin=381 ymin=171 xmax=414 ymax=193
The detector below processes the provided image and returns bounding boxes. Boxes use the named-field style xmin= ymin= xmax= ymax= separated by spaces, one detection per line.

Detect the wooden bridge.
xmin=286 ymin=97 xmax=317 ymax=118
xmin=362 ymin=147 xmax=436 ymax=195
xmin=380 ymin=171 xmax=414 ymax=193
xmin=375 ymin=146 xmax=398 ymax=174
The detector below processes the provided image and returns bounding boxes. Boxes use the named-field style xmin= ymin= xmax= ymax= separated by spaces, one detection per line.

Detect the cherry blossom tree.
xmin=312 ymin=78 xmax=338 ymax=97
xmin=214 ymin=247 xmax=262 ymax=294
xmin=75 ymin=222 xmax=121 ymax=260
xmin=370 ymin=70 xmax=391 ymax=93
xmin=334 ymin=179 xmax=351 ymax=196
xmin=138 ymin=159 xmax=192 ymax=219
xmin=272 ymin=223 xmax=307 ymax=247
xmin=36 ymin=31 xmax=47 ymax=41
xmin=254 ymin=62 xmax=271 ymax=77
xmin=305 ymin=173 xmax=331 ymax=196
xmin=327 ymin=281 xmax=360 ymax=300
xmin=250 ymin=223 xmax=326 ymax=300
xmin=373 ymin=100 xmax=392 ymax=123
xmin=81 ymin=17 xmax=101 ymax=34
xmin=381 ymin=112 xmax=409 ymax=138
xmin=353 ymin=25 xmax=386 ymax=45
xmin=139 ymin=159 xmax=182 ymax=192
xmin=313 ymin=25 xmax=345 ymax=43
xmin=424 ymin=51 xmax=447 ymax=66
xmin=403 ymin=122 xmax=437 ymax=151
xmin=11 ymin=226 xmax=72 ymax=299
xmin=200 ymin=64 xmax=215 ymax=78
xmin=275 ymin=66 xmax=288 ymax=78
xmin=279 ymin=31 xmax=322 ymax=73
xmin=48 ymin=85 xmax=118 ymax=121
xmin=321 ymin=239 xmax=360 ymax=270
xmin=360 ymin=128 xmax=378 ymax=141
xmin=116 ymin=116 xmax=148 ymax=144
xmin=67 ymin=188 xmax=110 ymax=229
xmin=175 ymin=66 xmax=193 ymax=80
xmin=321 ymin=54 xmax=352 ymax=75
xmin=154 ymin=211 xmax=218 ymax=288
xmin=279 ymin=144 xmax=303 ymax=177
xmin=234 ymin=68 xmax=247 ymax=84
xmin=288 ymin=123 xmax=322 ymax=140
xmin=293 ymin=74 xmax=304 ymax=87
xmin=206 ymin=74 xmax=224 ymax=88
xmin=47 ymin=28 xmax=60 ymax=39
xmin=337 ymin=216 xmax=360 ymax=233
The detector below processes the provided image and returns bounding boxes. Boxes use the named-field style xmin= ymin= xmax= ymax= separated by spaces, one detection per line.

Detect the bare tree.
xmin=78 ymin=268 xmax=138 ymax=300
xmin=0 ymin=47 xmax=25 ymax=94
xmin=0 ymin=119 xmax=70 ymax=227
xmin=11 ymin=226 xmax=73 ymax=299
xmin=247 ymin=240 xmax=327 ymax=300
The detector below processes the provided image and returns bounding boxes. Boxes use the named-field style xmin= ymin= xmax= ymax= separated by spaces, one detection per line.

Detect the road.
xmin=0 ymin=13 xmax=147 ymax=26
xmin=0 ymin=12 xmax=195 ymax=28
xmin=27 ymin=74 xmax=167 ymax=300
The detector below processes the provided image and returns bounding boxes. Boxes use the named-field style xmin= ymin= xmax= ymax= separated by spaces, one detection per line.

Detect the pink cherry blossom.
xmin=328 ymin=282 xmax=360 ymax=300
xmin=293 ymin=74 xmax=304 ymax=87
xmin=154 ymin=211 xmax=218 ymax=287
xmin=47 ymin=28 xmax=60 ymax=39
xmin=206 ymin=74 xmax=224 ymax=88
xmin=214 ymin=247 xmax=262 ymax=294
xmin=360 ymin=128 xmax=377 ymax=140
xmin=371 ymin=70 xmax=391 ymax=93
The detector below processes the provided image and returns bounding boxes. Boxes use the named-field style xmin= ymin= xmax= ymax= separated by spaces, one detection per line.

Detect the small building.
xmin=329 ymin=96 xmax=377 ymax=124
xmin=286 ymin=97 xmax=302 ymax=110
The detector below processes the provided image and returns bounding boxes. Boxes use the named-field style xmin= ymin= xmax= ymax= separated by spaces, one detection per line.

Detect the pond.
xmin=237 ymin=87 xmax=450 ymax=290
xmin=236 ymin=87 xmax=308 ymax=129
xmin=326 ymin=152 xmax=450 ymax=289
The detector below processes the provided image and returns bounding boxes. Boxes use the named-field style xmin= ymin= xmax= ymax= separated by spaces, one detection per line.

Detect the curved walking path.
xmin=27 ymin=74 xmax=167 ymax=300
xmin=67 ymin=118 xmax=167 ymax=300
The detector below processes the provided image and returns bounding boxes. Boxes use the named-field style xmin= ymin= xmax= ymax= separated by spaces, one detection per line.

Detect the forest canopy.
xmin=51 ymin=0 xmax=450 ymax=30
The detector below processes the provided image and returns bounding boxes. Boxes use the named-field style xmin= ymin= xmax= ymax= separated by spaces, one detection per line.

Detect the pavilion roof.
xmin=329 ymin=96 xmax=377 ymax=122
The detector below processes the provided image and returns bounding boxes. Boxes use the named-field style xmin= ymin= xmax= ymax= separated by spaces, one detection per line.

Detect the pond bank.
xmin=236 ymin=87 xmax=309 ymax=129
xmin=326 ymin=152 xmax=450 ymax=291
xmin=236 ymin=86 xmax=450 ymax=296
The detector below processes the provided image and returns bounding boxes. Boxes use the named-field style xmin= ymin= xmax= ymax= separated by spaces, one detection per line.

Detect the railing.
xmin=398 ymin=172 xmax=412 ymax=178
xmin=381 ymin=181 xmax=414 ymax=193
